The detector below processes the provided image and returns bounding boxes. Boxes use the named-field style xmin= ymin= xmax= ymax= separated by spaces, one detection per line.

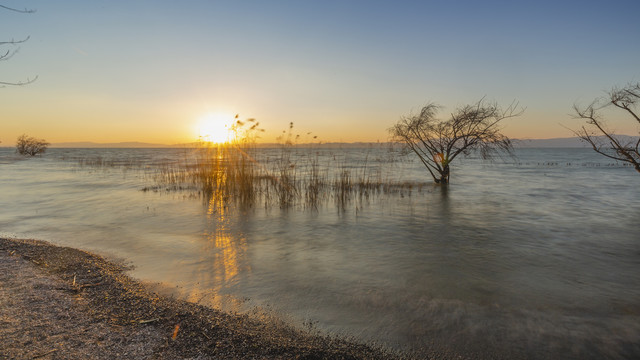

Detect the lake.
xmin=1 ymin=146 xmax=638 ymax=359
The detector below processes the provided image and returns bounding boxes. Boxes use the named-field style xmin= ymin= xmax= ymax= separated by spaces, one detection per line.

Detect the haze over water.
xmin=1 ymin=147 xmax=639 ymax=359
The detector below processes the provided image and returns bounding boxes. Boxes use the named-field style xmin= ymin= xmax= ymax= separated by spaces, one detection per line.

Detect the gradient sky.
xmin=1 ymin=0 xmax=639 ymax=145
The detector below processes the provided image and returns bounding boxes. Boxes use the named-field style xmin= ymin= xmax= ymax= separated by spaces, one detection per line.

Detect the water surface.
xmin=1 ymin=147 xmax=638 ymax=359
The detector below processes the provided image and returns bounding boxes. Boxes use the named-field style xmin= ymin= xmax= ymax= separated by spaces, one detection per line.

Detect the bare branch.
xmin=0 ymin=47 xmax=17 ymax=62
xmin=0 ymin=5 xmax=36 ymax=13
xmin=0 ymin=35 xmax=31 ymax=46
xmin=571 ymin=82 xmax=640 ymax=173
xmin=1 ymin=4 xmax=37 ymax=87
xmin=0 ymin=75 xmax=38 ymax=87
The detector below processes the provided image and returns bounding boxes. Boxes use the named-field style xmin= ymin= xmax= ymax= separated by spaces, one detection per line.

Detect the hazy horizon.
xmin=0 ymin=136 xmax=607 ymax=149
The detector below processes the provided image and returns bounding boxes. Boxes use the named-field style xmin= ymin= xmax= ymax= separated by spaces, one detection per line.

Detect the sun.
xmin=196 ymin=113 xmax=234 ymax=143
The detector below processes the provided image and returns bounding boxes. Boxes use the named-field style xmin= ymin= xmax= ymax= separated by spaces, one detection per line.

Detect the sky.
xmin=1 ymin=0 xmax=639 ymax=145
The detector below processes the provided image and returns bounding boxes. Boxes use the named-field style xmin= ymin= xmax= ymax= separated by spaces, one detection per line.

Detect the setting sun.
xmin=196 ymin=113 xmax=235 ymax=143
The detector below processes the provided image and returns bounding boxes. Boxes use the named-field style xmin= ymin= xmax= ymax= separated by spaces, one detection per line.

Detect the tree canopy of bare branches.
xmin=390 ymin=99 xmax=523 ymax=184
xmin=16 ymin=134 xmax=49 ymax=156
xmin=1 ymin=4 xmax=37 ymax=87
xmin=572 ymin=82 xmax=640 ymax=173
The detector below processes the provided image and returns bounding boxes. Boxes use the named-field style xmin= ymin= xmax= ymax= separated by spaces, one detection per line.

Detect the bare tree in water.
xmin=16 ymin=134 xmax=49 ymax=156
xmin=1 ymin=4 xmax=37 ymax=87
xmin=390 ymin=98 xmax=523 ymax=184
xmin=572 ymin=82 xmax=640 ymax=173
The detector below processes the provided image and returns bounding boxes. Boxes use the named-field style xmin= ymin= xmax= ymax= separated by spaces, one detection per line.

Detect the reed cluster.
xmin=152 ymin=124 xmax=422 ymax=210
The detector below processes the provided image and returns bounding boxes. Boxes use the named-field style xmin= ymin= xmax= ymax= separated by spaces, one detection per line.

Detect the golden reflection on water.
xmin=182 ymin=194 xmax=250 ymax=310
xmin=207 ymin=196 xmax=246 ymax=282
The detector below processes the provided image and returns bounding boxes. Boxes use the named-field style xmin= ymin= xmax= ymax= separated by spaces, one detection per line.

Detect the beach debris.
xmin=32 ymin=349 xmax=58 ymax=359
xmin=172 ymin=324 xmax=180 ymax=340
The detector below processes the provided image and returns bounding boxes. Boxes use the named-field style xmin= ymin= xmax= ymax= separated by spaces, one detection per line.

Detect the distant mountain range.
xmin=514 ymin=135 xmax=637 ymax=148
xmin=513 ymin=137 xmax=588 ymax=148
xmin=48 ymin=136 xmax=636 ymax=149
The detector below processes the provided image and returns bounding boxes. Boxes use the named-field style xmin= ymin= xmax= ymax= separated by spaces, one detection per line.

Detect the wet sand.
xmin=0 ymin=238 xmax=409 ymax=359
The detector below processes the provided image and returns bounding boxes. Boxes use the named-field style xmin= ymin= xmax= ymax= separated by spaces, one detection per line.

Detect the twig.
xmin=79 ymin=282 xmax=103 ymax=288
xmin=32 ymin=349 xmax=58 ymax=359
xmin=0 ymin=5 xmax=36 ymax=13
xmin=171 ymin=324 xmax=180 ymax=340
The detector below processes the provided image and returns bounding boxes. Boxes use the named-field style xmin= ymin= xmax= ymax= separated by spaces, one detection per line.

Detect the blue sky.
xmin=1 ymin=0 xmax=639 ymax=144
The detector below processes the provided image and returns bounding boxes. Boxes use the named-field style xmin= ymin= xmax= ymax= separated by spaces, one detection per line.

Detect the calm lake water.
xmin=1 ymin=147 xmax=639 ymax=359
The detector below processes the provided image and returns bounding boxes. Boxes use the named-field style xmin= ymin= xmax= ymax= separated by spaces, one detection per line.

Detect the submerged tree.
xmin=572 ymin=82 xmax=640 ymax=173
xmin=16 ymin=134 xmax=49 ymax=156
xmin=390 ymin=99 xmax=523 ymax=184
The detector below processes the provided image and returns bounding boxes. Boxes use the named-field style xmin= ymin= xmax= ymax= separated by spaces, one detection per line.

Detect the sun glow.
xmin=196 ymin=113 xmax=235 ymax=143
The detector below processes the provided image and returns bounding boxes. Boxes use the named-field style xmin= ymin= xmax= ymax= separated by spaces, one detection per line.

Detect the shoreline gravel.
xmin=0 ymin=237 xmax=410 ymax=359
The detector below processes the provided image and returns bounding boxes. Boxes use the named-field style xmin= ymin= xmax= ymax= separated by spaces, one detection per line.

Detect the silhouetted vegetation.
xmin=149 ymin=119 xmax=421 ymax=210
xmin=16 ymin=134 xmax=49 ymax=156
xmin=389 ymin=98 xmax=523 ymax=184
xmin=0 ymin=4 xmax=37 ymax=87
xmin=572 ymin=82 xmax=640 ymax=173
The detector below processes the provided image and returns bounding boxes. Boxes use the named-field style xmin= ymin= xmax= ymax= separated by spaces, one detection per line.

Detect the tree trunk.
xmin=435 ymin=165 xmax=450 ymax=184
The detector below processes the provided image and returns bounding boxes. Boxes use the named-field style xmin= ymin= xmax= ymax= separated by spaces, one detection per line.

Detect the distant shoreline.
xmin=0 ymin=137 xmax=598 ymax=149
xmin=47 ymin=138 xmax=592 ymax=148
xmin=1 ymin=135 xmax=636 ymax=149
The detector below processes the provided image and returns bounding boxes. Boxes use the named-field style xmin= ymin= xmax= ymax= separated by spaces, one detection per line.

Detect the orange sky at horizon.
xmin=1 ymin=101 xmax=636 ymax=146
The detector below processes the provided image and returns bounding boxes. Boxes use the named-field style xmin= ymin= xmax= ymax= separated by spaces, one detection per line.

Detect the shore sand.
xmin=0 ymin=238 xmax=407 ymax=359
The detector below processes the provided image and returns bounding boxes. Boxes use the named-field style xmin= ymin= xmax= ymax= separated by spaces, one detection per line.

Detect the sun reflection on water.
xmin=187 ymin=195 xmax=250 ymax=310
